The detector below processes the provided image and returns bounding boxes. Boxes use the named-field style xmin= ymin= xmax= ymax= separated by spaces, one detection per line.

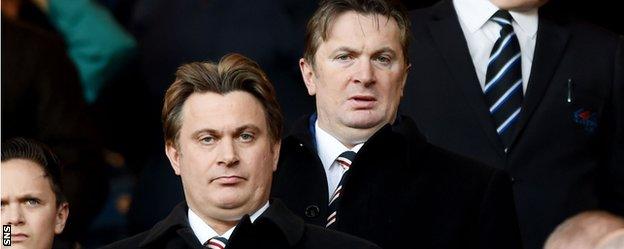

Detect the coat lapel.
xmin=507 ymin=14 xmax=571 ymax=147
xmin=424 ymin=0 xmax=506 ymax=156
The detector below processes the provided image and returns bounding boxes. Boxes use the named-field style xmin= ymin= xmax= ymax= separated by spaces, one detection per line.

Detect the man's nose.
xmin=353 ymin=60 xmax=376 ymax=87
xmin=217 ymin=139 xmax=239 ymax=167
xmin=3 ymin=204 xmax=25 ymax=226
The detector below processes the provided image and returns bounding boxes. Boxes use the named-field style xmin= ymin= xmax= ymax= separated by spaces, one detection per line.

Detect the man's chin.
xmin=211 ymin=203 xmax=248 ymax=221
xmin=343 ymin=114 xmax=386 ymax=129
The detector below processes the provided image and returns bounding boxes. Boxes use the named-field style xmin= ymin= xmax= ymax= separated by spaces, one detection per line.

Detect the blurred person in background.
xmin=1 ymin=0 xmax=137 ymax=103
xmin=544 ymin=211 xmax=624 ymax=249
xmin=595 ymin=229 xmax=624 ymax=249
xmin=2 ymin=14 xmax=109 ymax=246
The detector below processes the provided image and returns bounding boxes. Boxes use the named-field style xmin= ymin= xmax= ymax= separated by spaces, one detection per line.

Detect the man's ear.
xmin=54 ymin=202 xmax=69 ymax=235
xmin=299 ymin=58 xmax=317 ymax=96
xmin=400 ymin=63 xmax=411 ymax=98
xmin=165 ymin=141 xmax=182 ymax=175
xmin=271 ymin=141 xmax=281 ymax=172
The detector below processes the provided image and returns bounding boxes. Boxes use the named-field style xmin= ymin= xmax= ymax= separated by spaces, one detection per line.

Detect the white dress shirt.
xmin=315 ymin=121 xmax=364 ymax=200
xmin=188 ymin=201 xmax=270 ymax=245
xmin=453 ymin=0 xmax=538 ymax=93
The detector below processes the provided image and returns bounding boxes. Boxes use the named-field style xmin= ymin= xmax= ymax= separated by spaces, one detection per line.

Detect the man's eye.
xmin=375 ymin=55 xmax=392 ymax=65
xmin=239 ymin=133 xmax=254 ymax=142
xmin=25 ymin=199 xmax=40 ymax=207
xmin=200 ymin=136 xmax=215 ymax=144
xmin=335 ymin=54 xmax=352 ymax=61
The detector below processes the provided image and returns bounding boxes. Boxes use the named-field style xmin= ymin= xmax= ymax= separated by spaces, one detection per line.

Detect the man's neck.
xmin=315 ymin=118 xmax=389 ymax=148
xmin=188 ymin=201 xmax=270 ymax=240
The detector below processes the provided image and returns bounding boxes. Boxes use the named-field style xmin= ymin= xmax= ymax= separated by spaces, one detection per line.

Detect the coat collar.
xmin=253 ymin=199 xmax=305 ymax=246
xmin=287 ymin=114 xmax=430 ymax=172
xmin=507 ymin=10 xmax=570 ymax=147
xmin=138 ymin=199 xmax=305 ymax=248
xmin=138 ymin=202 xmax=197 ymax=248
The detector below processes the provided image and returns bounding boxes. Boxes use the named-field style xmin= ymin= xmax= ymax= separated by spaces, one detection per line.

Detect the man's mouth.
xmin=211 ymin=175 xmax=246 ymax=185
xmin=349 ymin=95 xmax=377 ymax=109
xmin=11 ymin=233 xmax=28 ymax=242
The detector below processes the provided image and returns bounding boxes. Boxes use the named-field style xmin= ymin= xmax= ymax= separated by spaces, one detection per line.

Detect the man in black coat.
xmin=103 ymin=54 xmax=379 ymax=249
xmin=400 ymin=0 xmax=624 ymax=248
xmin=271 ymin=0 xmax=522 ymax=248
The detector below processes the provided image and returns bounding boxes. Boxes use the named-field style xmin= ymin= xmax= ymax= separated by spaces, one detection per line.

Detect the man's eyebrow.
xmin=191 ymin=128 xmax=220 ymax=138
xmin=190 ymin=125 xmax=262 ymax=137
xmin=234 ymin=125 xmax=261 ymax=134
xmin=18 ymin=194 xmax=42 ymax=201
xmin=332 ymin=46 xmax=359 ymax=54
xmin=375 ymin=47 xmax=397 ymax=55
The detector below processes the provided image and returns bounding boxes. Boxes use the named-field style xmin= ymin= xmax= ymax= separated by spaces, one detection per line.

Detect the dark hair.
xmin=303 ymin=0 xmax=411 ymax=66
xmin=1 ymin=137 xmax=66 ymax=206
xmin=162 ymin=53 xmax=283 ymax=146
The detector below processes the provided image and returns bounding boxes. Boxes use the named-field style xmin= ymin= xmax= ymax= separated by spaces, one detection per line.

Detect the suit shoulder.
xmin=301 ymin=224 xmax=381 ymax=249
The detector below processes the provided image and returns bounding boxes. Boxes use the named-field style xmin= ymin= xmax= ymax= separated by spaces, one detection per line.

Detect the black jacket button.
xmin=305 ymin=205 xmax=320 ymax=218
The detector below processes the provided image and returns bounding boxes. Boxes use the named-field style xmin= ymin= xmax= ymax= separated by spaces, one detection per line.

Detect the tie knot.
xmin=491 ymin=10 xmax=513 ymax=27
xmin=336 ymin=151 xmax=356 ymax=169
xmin=205 ymin=236 xmax=228 ymax=249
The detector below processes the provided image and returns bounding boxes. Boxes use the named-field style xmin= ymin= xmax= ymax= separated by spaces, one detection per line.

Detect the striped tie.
xmin=485 ymin=10 xmax=524 ymax=149
xmin=326 ymin=150 xmax=357 ymax=229
xmin=204 ymin=236 xmax=228 ymax=249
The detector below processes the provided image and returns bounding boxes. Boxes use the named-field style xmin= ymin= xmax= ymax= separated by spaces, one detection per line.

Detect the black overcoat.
xmin=102 ymin=199 xmax=379 ymax=249
xmin=272 ymin=115 xmax=523 ymax=249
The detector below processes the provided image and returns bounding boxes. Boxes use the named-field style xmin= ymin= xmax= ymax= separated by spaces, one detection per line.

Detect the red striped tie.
xmin=204 ymin=236 xmax=228 ymax=249
xmin=326 ymin=150 xmax=357 ymax=229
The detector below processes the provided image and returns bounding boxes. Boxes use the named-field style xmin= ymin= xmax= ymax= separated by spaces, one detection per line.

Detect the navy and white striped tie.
xmin=485 ymin=10 xmax=524 ymax=149
xmin=326 ymin=150 xmax=356 ymax=229
xmin=204 ymin=236 xmax=228 ymax=249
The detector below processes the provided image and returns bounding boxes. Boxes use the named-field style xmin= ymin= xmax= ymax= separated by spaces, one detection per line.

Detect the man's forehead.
xmin=325 ymin=12 xmax=398 ymax=38
xmin=319 ymin=13 xmax=401 ymax=52
xmin=180 ymin=91 xmax=267 ymax=132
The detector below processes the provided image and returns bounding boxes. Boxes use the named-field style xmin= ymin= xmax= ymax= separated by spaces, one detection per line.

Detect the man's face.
xmin=300 ymin=11 xmax=409 ymax=146
xmin=165 ymin=91 xmax=280 ymax=225
xmin=1 ymin=159 xmax=68 ymax=249
xmin=489 ymin=0 xmax=548 ymax=11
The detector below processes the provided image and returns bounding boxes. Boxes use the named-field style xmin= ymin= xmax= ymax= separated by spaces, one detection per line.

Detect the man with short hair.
xmin=2 ymin=137 xmax=70 ymax=249
xmin=271 ymin=0 xmax=522 ymax=248
xmin=103 ymin=53 xmax=380 ymax=249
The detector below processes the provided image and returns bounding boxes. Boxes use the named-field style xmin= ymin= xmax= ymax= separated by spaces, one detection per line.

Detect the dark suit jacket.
xmin=102 ymin=199 xmax=379 ymax=249
xmin=272 ymin=115 xmax=522 ymax=249
xmin=400 ymin=1 xmax=624 ymax=249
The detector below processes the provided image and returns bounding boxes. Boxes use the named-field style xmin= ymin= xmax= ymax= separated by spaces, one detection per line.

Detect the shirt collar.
xmin=453 ymin=0 xmax=538 ymax=37
xmin=315 ymin=121 xmax=364 ymax=171
xmin=188 ymin=201 xmax=270 ymax=244
xmin=510 ymin=8 xmax=538 ymax=38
